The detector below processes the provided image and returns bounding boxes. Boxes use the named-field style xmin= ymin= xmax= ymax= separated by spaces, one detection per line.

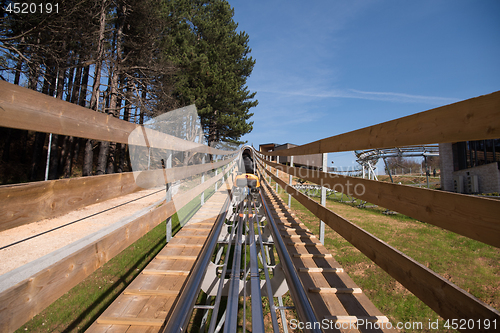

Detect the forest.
xmin=0 ymin=0 xmax=257 ymax=184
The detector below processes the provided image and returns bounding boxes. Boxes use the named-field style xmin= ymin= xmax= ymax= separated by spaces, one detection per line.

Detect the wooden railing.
xmin=256 ymin=90 xmax=500 ymax=330
xmin=0 ymin=81 xmax=238 ymax=333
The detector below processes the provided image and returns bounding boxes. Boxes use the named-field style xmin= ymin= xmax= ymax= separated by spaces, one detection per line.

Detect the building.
xmin=259 ymin=143 xmax=323 ymax=169
xmin=440 ymin=139 xmax=500 ymax=194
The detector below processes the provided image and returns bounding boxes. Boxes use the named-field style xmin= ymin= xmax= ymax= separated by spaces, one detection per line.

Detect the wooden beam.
xmin=0 ymin=197 xmax=174 ymax=333
xmin=0 ymin=81 xmax=235 ymax=155
xmin=260 ymin=162 xmax=500 ymax=324
xmin=134 ymin=156 xmax=235 ymax=189
xmin=96 ymin=317 xmax=164 ymax=326
xmin=298 ymin=267 xmax=344 ymax=273
xmin=0 ymin=157 xmax=234 ymax=232
xmin=261 ymin=158 xmax=500 ymax=248
xmin=288 ymin=242 xmax=321 ymax=246
xmin=155 ymin=255 xmax=198 ymax=260
xmin=124 ymin=289 xmax=180 ymax=296
xmin=0 ymin=161 xmax=234 ymax=333
xmin=324 ymin=316 xmax=389 ymax=323
xmin=0 ymin=172 xmax=141 ymax=232
xmin=309 ymin=287 xmax=362 ymax=294
xmin=292 ymin=253 xmax=333 ymax=258
xmin=261 ymin=90 xmax=500 ymax=156
xmin=142 ymin=270 xmax=190 ymax=276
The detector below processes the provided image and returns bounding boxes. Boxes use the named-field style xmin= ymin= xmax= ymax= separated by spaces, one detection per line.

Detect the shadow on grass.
xmin=63 ymin=228 xmax=167 ymax=332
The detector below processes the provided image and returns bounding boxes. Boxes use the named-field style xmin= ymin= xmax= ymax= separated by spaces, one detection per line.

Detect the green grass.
xmin=16 ymin=218 xmax=171 ymax=332
xmin=272 ymin=181 xmax=500 ymax=332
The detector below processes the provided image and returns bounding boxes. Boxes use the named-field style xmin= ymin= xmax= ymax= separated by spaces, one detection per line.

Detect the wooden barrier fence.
xmin=256 ymin=90 xmax=500 ymax=331
xmin=0 ymin=81 xmax=239 ymax=332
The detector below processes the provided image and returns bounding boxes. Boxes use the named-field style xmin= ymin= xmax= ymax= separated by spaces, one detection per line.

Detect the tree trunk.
xmin=117 ymin=81 xmax=131 ymax=173
xmin=29 ymin=65 xmax=54 ymax=181
xmin=84 ymin=1 xmax=107 ymax=176
xmin=48 ymin=67 xmax=65 ymax=180
xmin=59 ymin=64 xmax=76 ymax=176
xmin=3 ymin=53 xmax=26 ymax=162
xmin=92 ymin=0 xmax=110 ymax=176
xmin=81 ymin=65 xmax=94 ymax=176
xmin=102 ymin=2 xmax=126 ymax=174
xmin=62 ymin=64 xmax=81 ymax=178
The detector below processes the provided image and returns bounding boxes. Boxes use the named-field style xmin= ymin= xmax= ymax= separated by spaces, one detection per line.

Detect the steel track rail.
xmin=224 ymin=200 xmax=245 ymax=332
xmin=162 ymin=194 xmax=232 ymax=333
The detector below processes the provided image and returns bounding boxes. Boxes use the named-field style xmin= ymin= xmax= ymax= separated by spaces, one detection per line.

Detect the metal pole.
xmin=165 ymin=151 xmax=172 ymax=242
xmin=44 ymin=133 xmax=53 ymax=181
xmin=45 ymin=76 xmax=58 ymax=181
xmin=288 ymin=156 xmax=293 ymax=208
xmin=383 ymin=158 xmax=394 ymax=183
xmin=424 ymin=155 xmax=429 ymax=188
xmin=201 ymin=154 xmax=205 ymax=205
xmin=214 ymin=156 xmax=218 ymax=192
xmin=320 ymin=153 xmax=327 ymax=245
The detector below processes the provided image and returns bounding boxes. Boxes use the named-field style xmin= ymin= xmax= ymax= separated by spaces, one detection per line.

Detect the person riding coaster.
xmin=233 ymin=147 xmax=260 ymax=201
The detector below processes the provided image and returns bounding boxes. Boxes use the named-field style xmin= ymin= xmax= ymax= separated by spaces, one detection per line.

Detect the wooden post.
xmin=165 ymin=151 xmax=172 ymax=242
xmin=288 ymin=156 xmax=294 ymax=208
xmin=320 ymin=153 xmax=327 ymax=245
xmin=275 ymin=166 xmax=279 ymax=193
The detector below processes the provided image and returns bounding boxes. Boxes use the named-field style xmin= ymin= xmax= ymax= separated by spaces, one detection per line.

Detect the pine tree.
xmin=167 ymin=0 xmax=257 ymax=146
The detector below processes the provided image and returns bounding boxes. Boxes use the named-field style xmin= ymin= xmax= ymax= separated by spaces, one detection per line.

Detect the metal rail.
xmin=248 ymin=202 xmax=266 ymax=332
xmin=162 ymin=194 xmax=232 ymax=333
xmin=224 ymin=201 xmax=245 ymax=332
xmin=253 ymin=200 xmax=281 ymax=332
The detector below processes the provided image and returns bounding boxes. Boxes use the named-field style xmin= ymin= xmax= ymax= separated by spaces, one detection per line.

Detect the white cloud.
xmin=258 ymin=88 xmax=457 ymax=105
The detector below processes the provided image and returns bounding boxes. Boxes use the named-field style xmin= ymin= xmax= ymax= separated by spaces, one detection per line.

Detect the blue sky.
xmin=231 ymin=0 xmax=500 ymax=171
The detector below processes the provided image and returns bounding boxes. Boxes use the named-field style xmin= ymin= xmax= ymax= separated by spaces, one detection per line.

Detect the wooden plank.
xmin=309 ymin=287 xmax=362 ymax=294
xmin=261 ymin=163 xmax=500 ymax=324
xmin=288 ymin=242 xmax=321 ymax=246
xmin=177 ymin=235 xmax=207 ymax=239
xmin=293 ymin=253 xmax=333 ymax=258
xmin=324 ymin=315 xmax=389 ymax=323
xmin=282 ymin=234 xmax=316 ymax=239
xmin=96 ymin=317 xmax=164 ymax=326
xmin=87 ymin=184 xmax=229 ymax=332
xmin=142 ymin=270 xmax=190 ymax=276
xmin=134 ymin=156 xmax=235 ymax=189
xmin=124 ymin=289 xmax=180 ymax=296
xmin=0 ymin=198 xmax=174 ymax=333
xmin=0 ymin=151 xmax=233 ymax=232
xmin=0 ymin=81 xmax=235 ymax=155
xmin=0 ymin=163 xmax=233 ymax=333
xmin=261 ymin=90 xmax=500 ymax=156
xmin=155 ymin=255 xmax=198 ymax=260
xmin=261 ymin=158 xmax=500 ymax=248
xmin=299 ymin=267 xmax=344 ymax=273
xmin=0 ymin=172 xmax=141 ymax=232
xmin=261 ymin=185 xmax=397 ymax=332
xmin=166 ymin=244 xmax=203 ymax=248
